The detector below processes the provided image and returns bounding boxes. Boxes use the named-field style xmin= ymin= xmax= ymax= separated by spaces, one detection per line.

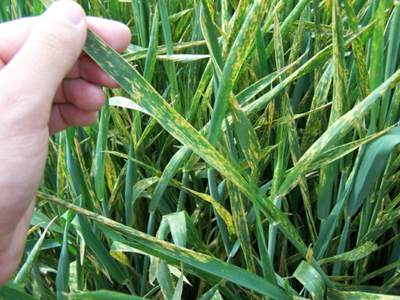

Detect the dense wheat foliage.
xmin=2 ymin=0 xmax=400 ymax=299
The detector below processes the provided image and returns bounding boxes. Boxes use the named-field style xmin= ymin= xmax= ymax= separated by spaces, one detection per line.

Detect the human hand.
xmin=0 ymin=0 xmax=130 ymax=286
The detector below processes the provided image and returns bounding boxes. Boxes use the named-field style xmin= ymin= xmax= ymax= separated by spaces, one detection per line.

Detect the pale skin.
xmin=0 ymin=1 xmax=131 ymax=286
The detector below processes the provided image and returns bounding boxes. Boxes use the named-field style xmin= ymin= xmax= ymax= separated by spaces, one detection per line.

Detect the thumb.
xmin=0 ymin=0 xmax=87 ymax=129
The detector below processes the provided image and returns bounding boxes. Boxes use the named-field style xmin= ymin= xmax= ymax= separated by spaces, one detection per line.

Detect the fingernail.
xmin=47 ymin=0 xmax=85 ymax=26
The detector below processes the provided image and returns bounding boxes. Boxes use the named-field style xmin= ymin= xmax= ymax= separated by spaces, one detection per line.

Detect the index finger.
xmin=0 ymin=16 xmax=131 ymax=68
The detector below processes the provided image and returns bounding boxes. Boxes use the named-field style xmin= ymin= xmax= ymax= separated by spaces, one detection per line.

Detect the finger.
xmin=86 ymin=16 xmax=131 ymax=53
xmin=0 ymin=17 xmax=37 ymax=69
xmin=67 ymin=56 xmax=121 ymax=88
xmin=54 ymin=78 xmax=106 ymax=111
xmin=0 ymin=1 xmax=87 ymax=130
xmin=48 ymin=104 xmax=99 ymax=135
xmin=65 ymin=18 xmax=131 ymax=86
xmin=0 ymin=15 xmax=130 ymax=67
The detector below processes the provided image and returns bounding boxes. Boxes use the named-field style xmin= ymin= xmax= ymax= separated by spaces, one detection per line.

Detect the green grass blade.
xmin=253 ymin=201 xmax=277 ymax=285
xmin=24 ymin=239 xmax=60 ymax=252
xmin=313 ymin=128 xmax=400 ymax=260
xmin=73 ymin=134 xmax=97 ymax=209
xmin=31 ymin=210 xmax=63 ymax=234
xmin=14 ymin=217 xmax=57 ymax=287
xmin=227 ymin=181 xmax=256 ymax=272
xmin=264 ymin=0 xmax=310 ymax=59
xmin=126 ymin=177 xmax=159 ymax=227
xmin=156 ymin=54 xmax=210 ymax=62
xmin=196 ymin=282 xmax=224 ymax=300
xmin=0 ymin=281 xmax=37 ymax=300
xmin=278 ymin=70 xmax=400 ymax=196
xmin=44 ymin=195 xmax=291 ymax=300
xmin=316 ymin=0 xmax=350 ymax=223
xmin=84 ymin=30 xmax=251 ymax=205
xmin=387 ymin=84 xmax=400 ymax=127
xmin=360 ymin=205 xmax=400 ymax=245
xmin=20 ymin=1 xmax=400 ymax=298
xmin=332 ymin=0 xmax=350 ymax=123
xmin=380 ymin=2 xmax=400 ymax=129
xmin=379 ymin=271 xmax=400 ymax=294
xmin=157 ymin=260 xmax=174 ymax=300
xmin=166 ymin=212 xmax=187 ymax=248
xmin=293 ymin=261 xmax=325 ymax=300
xmin=66 ymin=290 xmax=145 ymax=299
xmin=255 ymin=26 xmax=269 ymax=77
xmin=143 ymin=4 xmax=159 ymax=82
xmin=268 ymin=11 xmax=290 ymax=261
xmin=149 ymin=147 xmax=190 ymax=213
xmin=108 ymin=163 xmax=127 ymax=215
xmin=343 ymin=0 xmax=370 ymax=100
xmin=347 ymin=127 xmax=400 ymax=217
xmin=319 ymin=241 xmax=378 ymax=265
xmin=123 ymin=40 xmax=209 ymax=62
xmin=207 ymin=168 xmax=232 ymax=255
xmin=132 ymin=0 xmax=148 ymax=47
xmin=108 ymin=0 xmax=121 ymax=21
xmin=83 ymin=31 xmax=333 ymax=288
xmin=33 ymin=0 xmax=44 ymax=16
xmin=230 ymin=95 xmax=261 ymax=177
xmin=301 ymin=61 xmax=333 ymax=153
xmin=207 ymin=0 xmax=269 ymax=147
xmin=187 ymin=189 xmax=235 ymax=235
xmin=200 ymin=0 xmax=223 ymax=69
xmin=56 ymin=204 xmax=78 ymax=300
xmin=327 ymin=288 xmax=400 ymax=300
xmin=109 ymin=96 xmax=151 ymax=114
xmin=224 ymin=0 xmax=251 ymax=59
xmin=94 ymin=99 xmax=110 ymax=217
xmin=0 ymin=0 xmax=11 ymax=21
xmin=74 ymin=215 xmax=126 ymax=284
xmin=306 ymin=128 xmax=393 ymax=172
xmin=369 ymin=0 xmax=388 ymax=133
xmin=186 ymin=189 xmax=235 ymax=235
xmin=158 ymin=0 xmax=180 ymax=111
xmin=244 ymin=23 xmax=372 ymax=116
